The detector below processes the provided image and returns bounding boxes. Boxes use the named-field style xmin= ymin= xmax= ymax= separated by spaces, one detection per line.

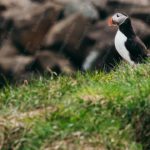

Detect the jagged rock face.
xmin=0 ymin=0 xmax=149 ymax=85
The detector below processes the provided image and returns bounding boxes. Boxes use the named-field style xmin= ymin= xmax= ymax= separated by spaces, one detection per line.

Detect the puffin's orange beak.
xmin=108 ymin=17 xmax=117 ymax=26
xmin=108 ymin=17 xmax=113 ymax=26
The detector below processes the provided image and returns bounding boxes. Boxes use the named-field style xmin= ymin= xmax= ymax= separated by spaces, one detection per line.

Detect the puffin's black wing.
xmin=125 ymin=36 xmax=147 ymax=63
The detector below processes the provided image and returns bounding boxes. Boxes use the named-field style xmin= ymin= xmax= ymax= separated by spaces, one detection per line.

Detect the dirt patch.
xmin=42 ymin=133 xmax=105 ymax=150
xmin=0 ymin=106 xmax=57 ymax=149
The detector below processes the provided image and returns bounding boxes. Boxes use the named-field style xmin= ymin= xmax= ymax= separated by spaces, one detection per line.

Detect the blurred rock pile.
xmin=0 ymin=0 xmax=149 ymax=85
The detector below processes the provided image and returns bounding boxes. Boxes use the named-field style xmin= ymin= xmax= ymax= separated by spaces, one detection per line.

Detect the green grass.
xmin=0 ymin=62 xmax=150 ymax=150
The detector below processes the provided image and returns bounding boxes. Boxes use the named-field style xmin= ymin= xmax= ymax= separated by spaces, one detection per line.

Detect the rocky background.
xmin=0 ymin=0 xmax=150 ymax=85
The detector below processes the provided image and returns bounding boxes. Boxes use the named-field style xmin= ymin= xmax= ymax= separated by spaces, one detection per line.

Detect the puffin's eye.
xmin=117 ymin=14 xmax=119 ymax=17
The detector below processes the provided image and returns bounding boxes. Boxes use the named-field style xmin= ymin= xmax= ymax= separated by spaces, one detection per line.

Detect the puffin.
xmin=108 ymin=13 xmax=148 ymax=66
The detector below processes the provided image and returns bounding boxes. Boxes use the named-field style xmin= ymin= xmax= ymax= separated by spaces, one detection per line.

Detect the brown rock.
xmin=0 ymin=39 xmax=18 ymax=57
xmin=45 ymin=13 xmax=94 ymax=63
xmin=0 ymin=56 xmax=35 ymax=83
xmin=132 ymin=19 xmax=150 ymax=40
xmin=108 ymin=0 xmax=150 ymax=6
xmin=64 ymin=1 xmax=99 ymax=20
xmin=54 ymin=0 xmax=107 ymax=8
xmin=53 ymin=0 xmax=79 ymax=5
xmin=91 ymin=0 xmax=107 ymax=8
xmin=44 ymin=12 xmax=95 ymax=68
xmin=0 ymin=0 xmax=62 ymax=54
xmin=34 ymin=51 xmax=74 ymax=75
xmin=44 ymin=13 xmax=92 ymax=48
xmin=87 ymin=20 xmax=116 ymax=45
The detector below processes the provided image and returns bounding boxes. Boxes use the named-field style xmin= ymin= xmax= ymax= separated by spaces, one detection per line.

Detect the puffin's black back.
xmin=119 ymin=18 xmax=135 ymax=38
xmin=119 ymin=18 xmax=147 ymax=63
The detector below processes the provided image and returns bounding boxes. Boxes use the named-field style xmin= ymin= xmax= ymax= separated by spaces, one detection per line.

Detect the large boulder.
xmin=44 ymin=12 xmax=95 ymax=68
xmin=34 ymin=51 xmax=75 ymax=75
xmin=44 ymin=13 xmax=91 ymax=48
xmin=0 ymin=56 xmax=35 ymax=85
xmin=0 ymin=0 xmax=62 ymax=54
xmin=0 ymin=39 xmax=18 ymax=57
xmin=64 ymin=1 xmax=99 ymax=20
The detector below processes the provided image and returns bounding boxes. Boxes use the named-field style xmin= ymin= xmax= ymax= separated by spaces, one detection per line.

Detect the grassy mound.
xmin=0 ymin=62 xmax=150 ymax=150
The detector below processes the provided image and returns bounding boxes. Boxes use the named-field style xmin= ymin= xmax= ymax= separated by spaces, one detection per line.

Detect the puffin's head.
xmin=108 ymin=13 xmax=128 ymax=26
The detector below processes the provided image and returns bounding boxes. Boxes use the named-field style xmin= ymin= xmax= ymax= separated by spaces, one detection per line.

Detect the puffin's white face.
xmin=108 ymin=13 xmax=128 ymax=26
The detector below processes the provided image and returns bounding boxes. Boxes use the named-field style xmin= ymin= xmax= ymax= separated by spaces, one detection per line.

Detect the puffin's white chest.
xmin=115 ymin=29 xmax=135 ymax=65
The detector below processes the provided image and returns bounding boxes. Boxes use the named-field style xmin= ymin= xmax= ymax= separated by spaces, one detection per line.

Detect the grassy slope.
xmin=0 ymin=62 xmax=150 ymax=150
